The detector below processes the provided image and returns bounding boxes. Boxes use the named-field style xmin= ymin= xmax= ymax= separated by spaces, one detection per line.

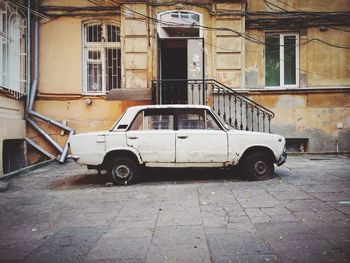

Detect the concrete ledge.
xmin=106 ymin=88 xmax=152 ymax=100
xmin=0 ymin=159 xmax=55 ymax=181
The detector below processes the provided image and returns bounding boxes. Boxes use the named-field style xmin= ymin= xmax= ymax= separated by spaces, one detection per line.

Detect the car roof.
xmin=126 ymin=104 xmax=211 ymax=113
xmin=114 ymin=104 xmax=212 ymax=130
xmin=125 ymin=104 xmax=211 ymax=119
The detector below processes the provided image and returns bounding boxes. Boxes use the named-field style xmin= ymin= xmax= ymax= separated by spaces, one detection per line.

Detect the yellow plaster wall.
xmin=306 ymin=28 xmax=350 ymax=86
xmin=39 ymin=17 xmax=82 ymax=94
xmin=214 ymin=13 xmax=244 ymax=88
xmin=122 ymin=3 xmax=151 ymax=89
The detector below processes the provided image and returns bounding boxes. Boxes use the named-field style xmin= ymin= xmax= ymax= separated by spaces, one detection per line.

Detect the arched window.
xmin=82 ymin=21 xmax=121 ymax=94
xmin=157 ymin=11 xmax=202 ymax=38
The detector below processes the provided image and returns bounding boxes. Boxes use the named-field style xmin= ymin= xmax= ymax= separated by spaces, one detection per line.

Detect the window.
xmin=83 ymin=22 xmax=121 ymax=94
xmin=158 ymin=11 xmax=202 ymax=38
xmin=265 ymin=33 xmax=299 ymax=88
xmin=0 ymin=2 xmax=26 ymax=93
xmin=130 ymin=109 xmax=174 ymax=130
xmin=205 ymin=111 xmax=221 ymax=130
xmin=177 ymin=109 xmax=205 ymax=129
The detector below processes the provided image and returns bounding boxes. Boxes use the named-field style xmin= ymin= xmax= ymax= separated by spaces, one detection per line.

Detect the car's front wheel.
xmin=243 ymin=152 xmax=274 ymax=181
xmin=107 ymin=157 xmax=140 ymax=185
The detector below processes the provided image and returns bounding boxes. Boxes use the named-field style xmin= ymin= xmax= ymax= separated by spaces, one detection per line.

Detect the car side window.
xmin=129 ymin=109 xmax=174 ymax=130
xmin=129 ymin=111 xmax=144 ymax=130
xmin=177 ymin=109 xmax=205 ymax=129
xmin=205 ymin=110 xmax=221 ymax=130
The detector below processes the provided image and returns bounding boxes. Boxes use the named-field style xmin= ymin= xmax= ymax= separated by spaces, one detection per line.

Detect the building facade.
xmin=1 ymin=0 xmax=349 ymax=173
xmin=0 ymin=1 xmax=27 ymax=175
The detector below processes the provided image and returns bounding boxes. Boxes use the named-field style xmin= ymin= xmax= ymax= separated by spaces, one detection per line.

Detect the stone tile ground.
xmin=0 ymin=155 xmax=349 ymax=262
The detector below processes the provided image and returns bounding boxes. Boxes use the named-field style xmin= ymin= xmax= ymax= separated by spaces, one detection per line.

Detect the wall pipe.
xmin=25 ymin=0 xmax=74 ymax=163
xmin=26 ymin=118 xmax=63 ymax=152
xmin=25 ymin=138 xmax=56 ymax=159
xmin=26 ymin=0 xmax=31 ymax=110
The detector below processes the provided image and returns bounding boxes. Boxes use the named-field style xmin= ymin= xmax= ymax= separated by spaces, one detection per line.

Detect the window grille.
xmin=83 ymin=22 xmax=121 ymax=94
xmin=285 ymin=138 xmax=308 ymax=152
xmin=0 ymin=2 xmax=26 ymax=95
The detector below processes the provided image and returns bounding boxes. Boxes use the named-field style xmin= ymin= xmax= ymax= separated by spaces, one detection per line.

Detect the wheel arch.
xmin=102 ymin=149 xmax=142 ymax=168
xmin=239 ymin=146 xmax=276 ymax=166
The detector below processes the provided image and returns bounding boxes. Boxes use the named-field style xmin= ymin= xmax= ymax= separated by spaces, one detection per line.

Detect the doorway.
xmin=159 ymin=38 xmax=204 ymax=104
xmin=161 ymin=39 xmax=187 ymax=80
xmin=160 ymin=39 xmax=188 ymax=104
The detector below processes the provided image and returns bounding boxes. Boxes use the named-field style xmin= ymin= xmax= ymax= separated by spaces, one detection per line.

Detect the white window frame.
xmin=0 ymin=2 xmax=26 ymax=93
xmin=82 ymin=21 xmax=120 ymax=95
xmin=265 ymin=32 xmax=299 ymax=89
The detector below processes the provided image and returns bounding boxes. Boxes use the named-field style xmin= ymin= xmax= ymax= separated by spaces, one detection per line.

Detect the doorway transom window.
xmin=157 ymin=11 xmax=202 ymax=38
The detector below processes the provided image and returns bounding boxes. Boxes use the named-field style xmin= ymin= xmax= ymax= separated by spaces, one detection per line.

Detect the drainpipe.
xmin=26 ymin=0 xmax=31 ymax=110
xmin=26 ymin=0 xmax=74 ymax=163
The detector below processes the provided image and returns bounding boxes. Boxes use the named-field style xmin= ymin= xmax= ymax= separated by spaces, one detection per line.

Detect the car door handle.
xmin=177 ymin=135 xmax=188 ymax=139
xmin=128 ymin=136 xmax=138 ymax=140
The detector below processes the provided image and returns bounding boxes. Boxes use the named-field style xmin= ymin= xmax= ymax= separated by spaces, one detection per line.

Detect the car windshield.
xmin=211 ymin=109 xmax=234 ymax=130
xmin=109 ymin=112 xmax=126 ymax=131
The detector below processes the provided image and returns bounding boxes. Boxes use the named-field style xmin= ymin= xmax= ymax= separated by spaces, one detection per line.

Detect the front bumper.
xmin=276 ymin=151 xmax=287 ymax=166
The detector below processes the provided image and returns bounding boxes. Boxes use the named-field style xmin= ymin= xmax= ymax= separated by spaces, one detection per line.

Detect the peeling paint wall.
xmin=246 ymin=92 xmax=350 ymax=152
xmin=244 ymin=0 xmax=350 ymax=152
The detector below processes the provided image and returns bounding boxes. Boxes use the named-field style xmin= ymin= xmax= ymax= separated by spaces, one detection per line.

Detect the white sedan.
xmin=70 ymin=105 xmax=287 ymax=185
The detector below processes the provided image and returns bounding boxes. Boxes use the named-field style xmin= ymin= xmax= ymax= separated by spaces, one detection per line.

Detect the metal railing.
xmin=151 ymin=79 xmax=275 ymax=133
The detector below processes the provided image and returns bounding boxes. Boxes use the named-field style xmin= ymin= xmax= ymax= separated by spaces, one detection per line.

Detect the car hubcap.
xmin=113 ymin=165 xmax=131 ymax=179
xmin=254 ymin=161 xmax=267 ymax=176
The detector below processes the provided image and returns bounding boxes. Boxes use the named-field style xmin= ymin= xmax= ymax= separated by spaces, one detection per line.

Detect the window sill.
xmin=106 ymin=88 xmax=152 ymax=101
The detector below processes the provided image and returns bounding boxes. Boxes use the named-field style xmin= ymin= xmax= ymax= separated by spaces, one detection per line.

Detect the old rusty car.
xmin=70 ymin=105 xmax=287 ymax=185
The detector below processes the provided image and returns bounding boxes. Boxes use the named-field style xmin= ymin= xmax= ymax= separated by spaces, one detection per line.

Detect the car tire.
xmin=107 ymin=157 xmax=140 ymax=185
xmin=243 ymin=152 xmax=274 ymax=181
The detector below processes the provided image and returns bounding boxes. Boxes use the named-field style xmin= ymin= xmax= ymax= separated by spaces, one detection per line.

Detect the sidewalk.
xmin=0 ymin=155 xmax=349 ymax=262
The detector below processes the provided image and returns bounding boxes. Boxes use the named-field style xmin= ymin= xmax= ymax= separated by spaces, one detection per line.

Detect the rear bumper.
xmin=276 ymin=151 xmax=287 ymax=166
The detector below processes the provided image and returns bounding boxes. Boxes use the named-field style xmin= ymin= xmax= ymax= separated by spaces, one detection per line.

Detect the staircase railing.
xmin=151 ymin=79 xmax=275 ymax=133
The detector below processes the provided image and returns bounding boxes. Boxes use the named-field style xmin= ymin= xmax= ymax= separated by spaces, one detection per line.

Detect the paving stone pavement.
xmin=0 ymin=155 xmax=349 ymax=263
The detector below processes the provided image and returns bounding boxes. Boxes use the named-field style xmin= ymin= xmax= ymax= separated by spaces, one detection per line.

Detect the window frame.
xmin=265 ymin=32 xmax=299 ymax=89
xmin=128 ymin=109 xmax=175 ymax=131
xmin=82 ymin=21 xmax=121 ymax=95
xmin=175 ymin=109 xmax=224 ymax=131
xmin=0 ymin=2 xmax=26 ymax=93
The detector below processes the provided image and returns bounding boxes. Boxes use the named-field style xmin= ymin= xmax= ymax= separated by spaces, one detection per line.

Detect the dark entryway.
xmin=3 ymin=139 xmax=26 ymax=174
xmin=160 ymin=39 xmax=188 ymax=104
xmin=161 ymin=39 xmax=187 ymax=79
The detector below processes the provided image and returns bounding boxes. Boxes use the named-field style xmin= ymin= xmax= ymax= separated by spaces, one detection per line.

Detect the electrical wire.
xmin=8 ymin=1 xmax=50 ymax=20
xmin=121 ymin=4 xmax=350 ymax=49
xmin=38 ymin=1 xmax=350 ymax=49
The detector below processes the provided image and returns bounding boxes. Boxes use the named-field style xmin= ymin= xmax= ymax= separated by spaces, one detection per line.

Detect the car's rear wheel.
xmin=243 ymin=152 xmax=274 ymax=181
xmin=107 ymin=157 xmax=140 ymax=185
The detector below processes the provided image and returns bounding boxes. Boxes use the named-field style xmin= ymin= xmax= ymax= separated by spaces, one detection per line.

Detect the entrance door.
xmin=159 ymin=39 xmax=204 ymax=104
xmin=187 ymin=39 xmax=203 ymax=104
xmin=160 ymin=39 xmax=188 ymax=104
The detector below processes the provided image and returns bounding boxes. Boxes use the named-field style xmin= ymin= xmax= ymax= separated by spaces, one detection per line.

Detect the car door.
xmin=175 ymin=109 xmax=228 ymax=163
xmin=126 ymin=108 xmax=176 ymax=163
